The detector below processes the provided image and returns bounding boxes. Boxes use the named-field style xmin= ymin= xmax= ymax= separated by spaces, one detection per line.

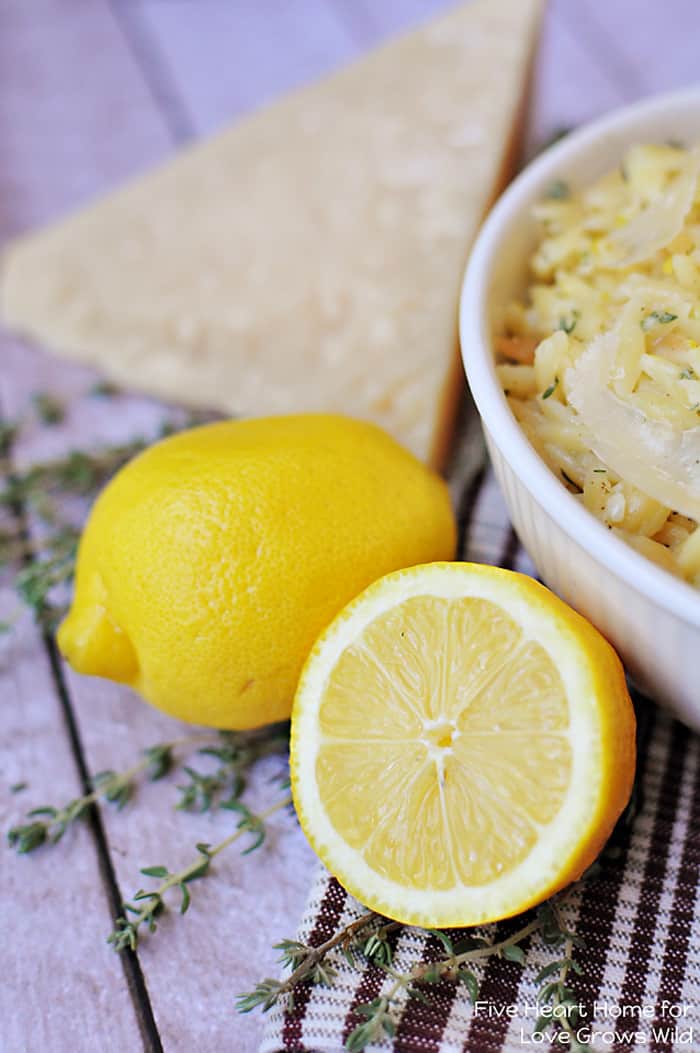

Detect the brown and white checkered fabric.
xmin=261 ymin=429 xmax=700 ymax=1053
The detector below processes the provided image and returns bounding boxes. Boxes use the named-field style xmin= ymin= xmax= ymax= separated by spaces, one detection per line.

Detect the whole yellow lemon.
xmin=58 ymin=414 xmax=456 ymax=728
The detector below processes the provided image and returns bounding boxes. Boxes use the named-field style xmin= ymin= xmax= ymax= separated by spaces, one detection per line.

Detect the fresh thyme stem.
xmin=7 ymin=731 xmax=214 ymax=853
xmin=199 ymin=794 xmax=291 ymax=863
xmin=560 ymin=936 xmax=574 ymax=986
xmin=452 ymin=917 xmax=541 ymax=966
xmin=344 ymin=898 xmax=579 ymax=1051
xmin=238 ymin=884 xmax=583 ymax=1053
xmin=236 ymin=910 xmax=391 ymax=1015
xmin=282 ymin=911 xmax=378 ymax=991
xmin=110 ymin=793 xmax=292 ymax=951
xmin=83 ymin=733 xmax=215 ymax=809
xmin=552 ymin=901 xmax=573 ymax=985
xmin=0 ymin=399 xmax=213 ymax=634
xmin=372 ymin=915 xmax=541 ymax=994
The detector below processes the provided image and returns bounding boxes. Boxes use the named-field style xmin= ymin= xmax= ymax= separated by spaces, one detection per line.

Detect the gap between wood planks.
xmin=45 ymin=637 xmax=165 ymax=1053
xmin=0 ymin=403 xmax=164 ymax=1053
xmin=107 ymin=0 xmax=197 ymax=145
xmin=1 ymin=2 xmax=202 ymax=1043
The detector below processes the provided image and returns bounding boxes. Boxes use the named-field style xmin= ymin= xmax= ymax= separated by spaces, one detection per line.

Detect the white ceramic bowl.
xmin=460 ymin=87 xmax=700 ymax=730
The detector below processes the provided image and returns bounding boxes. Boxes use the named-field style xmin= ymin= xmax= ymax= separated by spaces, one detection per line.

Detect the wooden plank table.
xmin=1 ymin=1 xmax=697 ymax=1049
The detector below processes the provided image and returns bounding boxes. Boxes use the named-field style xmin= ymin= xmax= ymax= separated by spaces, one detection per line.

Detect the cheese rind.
xmin=1 ymin=0 xmax=542 ymax=466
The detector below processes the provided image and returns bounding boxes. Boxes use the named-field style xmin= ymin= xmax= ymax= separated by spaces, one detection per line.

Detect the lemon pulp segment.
xmin=316 ymin=595 xmax=572 ymax=890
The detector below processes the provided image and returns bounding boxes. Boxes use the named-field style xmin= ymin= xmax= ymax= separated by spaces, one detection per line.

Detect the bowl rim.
xmin=460 ymin=85 xmax=700 ymax=629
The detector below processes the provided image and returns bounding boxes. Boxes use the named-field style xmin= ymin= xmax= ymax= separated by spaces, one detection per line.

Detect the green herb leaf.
xmin=32 ymin=392 xmax=65 ymax=425
xmin=536 ymin=960 xmax=565 ymax=984
xmin=557 ymin=310 xmax=580 ymax=334
xmin=407 ymin=984 xmax=434 ymax=1004
xmin=274 ymin=939 xmax=309 ymax=969
xmin=362 ymin=929 xmax=393 ymax=966
xmin=421 ymin=964 xmax=442 ymax=984
xmin=235 ymin=980 xmax=285 ymax=1014
xmin=544 ymin=179 xmax=570 ymax=201
xmin=458 ymin=968 xmax=480 ymax=1003
xmin=140 ymin=865 xmax=169 ymax=878
xmin=144 ymin=743 xmax=174 ymax=781
xmin=89 ymin=380 xmax=120 ymax=398
xmin=641 ymin=310 xmax=678 ymax=332
xmin=431 ymin=930 xmax=455 ymax=956
xmin=0 ymin=421 xmax=18 ymax=459
xmin=7 ymin=820 xmax=47 ymax=853
xmin=541 ymin=377 xmax=559 ymax=400
xmin=346 ymin=997 xmax=395 ymax=1052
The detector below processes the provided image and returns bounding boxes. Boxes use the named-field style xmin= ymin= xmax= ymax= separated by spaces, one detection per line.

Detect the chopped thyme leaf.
xmin=558 ymin=310 xmax=580 ymax=334
xmin=641 ymin=311 xmax=678 ymax=332
xmin=0 ymin=422 xmax=17 ymax=459
xmin=544 ymin=179 xmax=570 ymax=201
xmin=10 ymin=782 xmax=27 ymax=794
xmin=680 ymin=367 xmax=696 ymax=380
xmin=592 ymin=468 xmax=607 ymax=473
xmin=32 ymin=393 xmax=65 ymax=425
xmin=89 ymin=380 xmax=120 ymax=398
xmin=541 ymin=377 xmax=559 ymax=400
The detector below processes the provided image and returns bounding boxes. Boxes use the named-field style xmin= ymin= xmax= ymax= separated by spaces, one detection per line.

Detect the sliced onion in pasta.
xmin=605 ymin=149 xmax=700 ymax=268
xmin=567 ymin=326 xmax=700 ymax=520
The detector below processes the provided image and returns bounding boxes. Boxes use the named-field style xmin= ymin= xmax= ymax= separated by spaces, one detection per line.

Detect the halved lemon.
xmin=291 ymin=562 xmax=635 ymax=927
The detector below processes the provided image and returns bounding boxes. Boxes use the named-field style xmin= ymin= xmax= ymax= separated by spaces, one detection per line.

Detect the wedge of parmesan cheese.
xmin=0 ymin=0 xmax=542 ymax=467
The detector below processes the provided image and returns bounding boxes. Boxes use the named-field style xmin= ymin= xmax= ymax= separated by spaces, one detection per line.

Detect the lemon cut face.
xmin=291 ymin=563 xmax=635 ymax=928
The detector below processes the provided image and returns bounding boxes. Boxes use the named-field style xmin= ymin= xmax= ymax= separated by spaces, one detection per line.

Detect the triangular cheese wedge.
xmin=1 ymin=0 xmax=542 ymax=466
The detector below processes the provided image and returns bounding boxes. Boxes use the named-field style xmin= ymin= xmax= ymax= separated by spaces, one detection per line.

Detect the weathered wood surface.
xmin=0 ymin=1 xmax=692 ymax=1050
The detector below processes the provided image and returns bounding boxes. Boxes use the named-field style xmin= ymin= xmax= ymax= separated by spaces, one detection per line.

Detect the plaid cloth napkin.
xmin=261 ymin=413 xmax=700 ymax=1053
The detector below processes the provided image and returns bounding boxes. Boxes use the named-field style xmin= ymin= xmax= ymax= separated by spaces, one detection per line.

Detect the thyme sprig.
xmin=237 ymin=911 xmax=381 ymax=1014
xmin=0 ymin=437 xmax=152 ymax=511
xmin=109 ymin=794 xmax=292 ymax=951
xmin=6 ymin=726 xmax=291 ymax=853
xmin=530 ymin=900 xmax=587 ymax=1048
xmin=0 ymin=432 xmax=152 ymax=632
xmin=0 ymin=395 xmax=216 ymax=633
xmin=32 ymin=392 xmax=66 ymax=425
xmin=177 ymin=728 xmax=289 ymax=812
xmin=346 ymin=901 xmax=585 ymax=1051
xmin=14 ymin=525 xmax=80 ymax=631
xmin=359 ymin=922 xmax=399 ymax=968
xmin=7 ymin=733 xmax=212 ymax=853
xmin=239 ymin=893 xmax=583 ymax=1052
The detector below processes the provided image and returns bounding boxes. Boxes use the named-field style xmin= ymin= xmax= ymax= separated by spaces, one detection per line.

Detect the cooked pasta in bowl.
xmin=461 ymin=89 xmax=700 ymax=728
xmin=499 ymin=143 xmax=700 ymax=586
